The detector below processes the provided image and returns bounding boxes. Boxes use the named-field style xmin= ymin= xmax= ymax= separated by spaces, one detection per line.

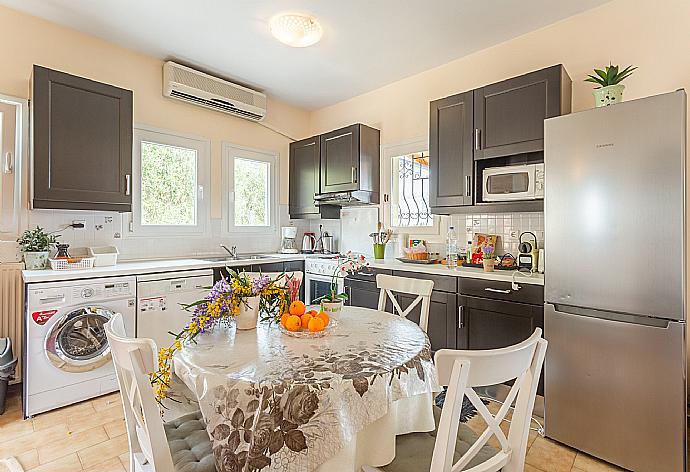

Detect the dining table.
xmin=173 ymin=306 xmax=440 ymax=472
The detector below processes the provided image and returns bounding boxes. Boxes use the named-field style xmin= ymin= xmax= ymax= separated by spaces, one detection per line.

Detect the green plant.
xmin=585 ymin=64 xmax=637 ymax=88
xmin=16 ymin=226 xmax=59 ymax=252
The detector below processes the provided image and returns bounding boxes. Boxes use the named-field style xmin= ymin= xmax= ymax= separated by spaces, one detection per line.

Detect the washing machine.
xmin=24 ymin=276 xmax=136 ymax=418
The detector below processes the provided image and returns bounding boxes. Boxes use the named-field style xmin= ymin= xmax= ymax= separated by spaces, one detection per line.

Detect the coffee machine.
xmin=280 ymin=226 xmax=299 ymax=254
xmin=518 ymin=231 xmax=539 ymax=272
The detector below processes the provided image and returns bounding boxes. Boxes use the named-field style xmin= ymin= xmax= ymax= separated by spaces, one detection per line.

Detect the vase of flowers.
xmin=17 ymin=226 xmax=59 ymax=269
xmin=151 ymin=270 xmax=293 ymax=405
xmin=315 ymin=252 xmax=368 ymax=317
xmin=482 ymin=245 xmax=496 ymax=272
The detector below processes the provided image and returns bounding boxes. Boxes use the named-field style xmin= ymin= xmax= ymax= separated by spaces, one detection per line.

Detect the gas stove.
xmin=304 ymin=255 xmax=344 ymax=277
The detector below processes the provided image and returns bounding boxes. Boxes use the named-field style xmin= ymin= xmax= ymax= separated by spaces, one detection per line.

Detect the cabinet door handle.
xmin=458 ymin=305 xmax=465 ymax=328
xmin=3 ymin=152 xmax=12 ymax=174
xmin=125 ymin=174 xmax=131 ymax=196
xmin=351 ymin=166 xmax=357 ymax=184
xmin=474 ymin=129 xmax=481 ymax=150
xmin=465 ymin=175 xmax=471 ymax=197
xmin=485 ymin=287 xmax=511 ymax=294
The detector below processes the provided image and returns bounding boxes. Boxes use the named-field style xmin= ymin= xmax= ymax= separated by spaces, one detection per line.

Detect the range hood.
xmin=314 ymin=190 xmax=378 ymax=207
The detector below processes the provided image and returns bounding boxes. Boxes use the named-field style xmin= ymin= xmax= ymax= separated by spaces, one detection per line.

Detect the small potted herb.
xmin=585 ymin=63 xmax=637 ymax=107
xmin=482 ymin=245 xmax=496 ymax=272
xmin=314 ymin=252 xmax=367 ymax=317
xmin=17 ymin=226 xmax=59 ymax=269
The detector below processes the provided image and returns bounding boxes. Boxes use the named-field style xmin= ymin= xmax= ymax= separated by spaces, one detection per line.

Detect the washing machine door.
xmin=45 ymin=306 xmax=115 ymax=373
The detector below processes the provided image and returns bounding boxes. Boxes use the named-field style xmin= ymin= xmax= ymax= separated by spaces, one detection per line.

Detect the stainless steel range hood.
xmin=314 ymin=190 xmax=378 ymax=207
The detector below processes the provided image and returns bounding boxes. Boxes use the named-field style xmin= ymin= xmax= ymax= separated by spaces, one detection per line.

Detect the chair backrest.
xmin=105 ymin=314 xmax=174 ymax=472
xmin=431 ymin=329 xmax=547 ymax=472
xmin=376 ymin=273 xmax=434 ymax=332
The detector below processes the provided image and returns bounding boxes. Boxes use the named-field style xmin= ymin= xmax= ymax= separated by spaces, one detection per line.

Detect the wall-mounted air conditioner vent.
xmin=163 ymin=61 xmax=267 ymax=121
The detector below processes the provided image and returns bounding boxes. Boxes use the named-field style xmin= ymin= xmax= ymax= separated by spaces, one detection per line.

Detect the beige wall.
xmin=308 ymin=0 xmax=690 ymax=143
xmin=0 ymin=5 xmax=310 ymax=216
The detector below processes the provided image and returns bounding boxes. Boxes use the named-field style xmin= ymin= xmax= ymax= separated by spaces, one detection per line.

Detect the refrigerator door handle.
xmin=549 ymin=303 xmax=672 ymax=328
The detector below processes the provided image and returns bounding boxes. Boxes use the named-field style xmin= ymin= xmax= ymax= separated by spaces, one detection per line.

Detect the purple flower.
xmin=251 ymin=274 xmax=270 ymax=295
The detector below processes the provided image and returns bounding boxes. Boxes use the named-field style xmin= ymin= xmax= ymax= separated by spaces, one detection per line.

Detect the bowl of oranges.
xmin=279 ymin=300 xmax=335 ymax=338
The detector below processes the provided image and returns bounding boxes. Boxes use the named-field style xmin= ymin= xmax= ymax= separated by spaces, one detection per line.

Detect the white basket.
xmin=49 ymin=257 xmax=95 ymax=271
xmin=87 ymin=246 xmax=119 ymax=267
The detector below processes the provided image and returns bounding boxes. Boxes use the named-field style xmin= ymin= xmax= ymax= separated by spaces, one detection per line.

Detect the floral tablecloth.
xmin=173 ymin=306 xmax=440 ymax=472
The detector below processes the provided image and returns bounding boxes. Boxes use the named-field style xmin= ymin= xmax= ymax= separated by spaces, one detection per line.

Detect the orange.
xmin=300 ymin=313 xmax=313 ymax=327
xmin=289 ymin=300 xmax=306 ymax=316
xmin=285 ymin=315 xmax=302 ymax=332
xmin=306 ymin=309 xmax=318 ymax=316
xmin=308 ymin=317 xmax=325 ymax=332
xmin=280 ymin=313 xmax=291 ymax=328
xmin=316 ymin=311 xmax=330 ymax=326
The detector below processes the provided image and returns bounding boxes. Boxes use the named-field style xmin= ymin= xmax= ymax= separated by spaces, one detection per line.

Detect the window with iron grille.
xmin=391 ymin=151 xmax=432 ymax=228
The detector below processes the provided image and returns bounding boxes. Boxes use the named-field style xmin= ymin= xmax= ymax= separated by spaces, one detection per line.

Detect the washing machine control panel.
xmin=72 ymin=282 xmax=132 ymax=300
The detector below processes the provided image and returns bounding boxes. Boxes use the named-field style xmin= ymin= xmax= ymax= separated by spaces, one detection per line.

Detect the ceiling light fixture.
xmin=269 ymin=13 xmax=323 ymax=48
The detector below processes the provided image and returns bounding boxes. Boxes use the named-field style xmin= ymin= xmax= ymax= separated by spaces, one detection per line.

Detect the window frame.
xmin=381 ymin=138 xmax=441 ymax=236
xmin=129 ymin=125 xmax=210 ymax=238
xmin=221 ymin=142 xmax=278 ymax=235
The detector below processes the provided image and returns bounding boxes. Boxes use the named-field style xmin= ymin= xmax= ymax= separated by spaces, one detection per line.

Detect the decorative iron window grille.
xmin=391 ymin=152 xmax=432 ymax=227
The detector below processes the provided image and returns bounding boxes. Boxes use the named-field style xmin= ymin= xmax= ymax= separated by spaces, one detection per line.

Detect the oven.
xmin=305 ymin=272 xmax=344 ymax=305
xmin=483 ymin=163 xmax=544 ymax=201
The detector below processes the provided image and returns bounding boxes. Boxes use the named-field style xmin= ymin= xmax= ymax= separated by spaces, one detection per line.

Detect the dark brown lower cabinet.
xmin=344 ymin=278 xmax=382 ymax=310
xmin=397 ymin=291 xmax=457 ymax=352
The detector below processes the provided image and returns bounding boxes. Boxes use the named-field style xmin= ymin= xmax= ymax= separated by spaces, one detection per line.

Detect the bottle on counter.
xmin=446 ymin=226 xmax=458 ymax=269
xmin=466 ymin=240 xmax=473 ymax=265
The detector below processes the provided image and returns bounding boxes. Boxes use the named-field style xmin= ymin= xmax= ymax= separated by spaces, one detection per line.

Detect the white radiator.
xmin=0 ymin=262 xmax=23 ymax=384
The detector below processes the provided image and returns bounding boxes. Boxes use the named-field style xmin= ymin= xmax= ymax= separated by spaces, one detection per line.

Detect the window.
xmin=382 ymin=140 xmax=440 ymax=236
xmin=131 ymin=127 xmax=209 ymax=236
xmin=223 ymin=143 xmax=277 ymax=233
xmin=391 ymin=151 xmax=432 ymax=227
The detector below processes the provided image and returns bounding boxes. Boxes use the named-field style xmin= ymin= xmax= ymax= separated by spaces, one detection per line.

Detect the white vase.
xmin=320 ymin=300 xmax=344 ymax=317
xmin=23 ymin=251 xmax=49 ymax=270
xmin=235 ymin=296 xmax=260 ymax=330
xmin=593 ymin=84 xmax=625 ymax=107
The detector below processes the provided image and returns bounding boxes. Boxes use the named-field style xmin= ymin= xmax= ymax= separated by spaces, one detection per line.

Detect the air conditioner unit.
xmin=163 ymin=61 xmax=267 ymax=121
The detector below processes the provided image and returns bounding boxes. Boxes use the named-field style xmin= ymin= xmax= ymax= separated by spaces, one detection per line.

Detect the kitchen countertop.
xmin=366 ymin=258 xmax=544 ymax=286
xmin=22 ymin=253 xmax=544 ymax=286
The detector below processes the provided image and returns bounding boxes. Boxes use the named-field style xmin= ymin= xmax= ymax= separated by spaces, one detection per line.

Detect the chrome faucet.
xmin=220 ymin=244 xmax=237 ymax=259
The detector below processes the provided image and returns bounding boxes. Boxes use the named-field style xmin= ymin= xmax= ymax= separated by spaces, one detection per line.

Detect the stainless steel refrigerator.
xmin=544 ymin=90 xmax=687 ymax=472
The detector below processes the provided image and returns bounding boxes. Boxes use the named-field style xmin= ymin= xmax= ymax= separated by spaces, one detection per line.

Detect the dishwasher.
xmin=136 ymin=269 xmax=213 ymax=349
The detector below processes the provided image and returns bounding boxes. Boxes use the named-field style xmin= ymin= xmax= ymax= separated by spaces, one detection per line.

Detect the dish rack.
xmin=49 ymin=257 xmax=95 ymax=271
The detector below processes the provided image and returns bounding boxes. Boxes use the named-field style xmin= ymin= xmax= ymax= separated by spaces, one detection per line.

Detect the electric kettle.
xmin=302 ymin=232 xmax=316 ymax=253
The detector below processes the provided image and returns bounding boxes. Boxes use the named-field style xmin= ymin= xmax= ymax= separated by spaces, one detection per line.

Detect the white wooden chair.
xmin=105 ymin=313 xmax=216 ymax=472
xmin=376 ymin=273 xmax=434 ymax=332
xmin=363 ymin=329 xmax=547 ymax=472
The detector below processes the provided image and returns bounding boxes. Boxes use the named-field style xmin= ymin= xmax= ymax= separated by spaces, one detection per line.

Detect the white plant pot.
xmin=593 ymin=84 xmax=625 ymax=107
xmin=23 ymin=251 xmax=49 ymax=270
xmin=320 ymin=300 xmax=344 ymax=317
xmin=235 ymin=296 xmax=260 ymax=330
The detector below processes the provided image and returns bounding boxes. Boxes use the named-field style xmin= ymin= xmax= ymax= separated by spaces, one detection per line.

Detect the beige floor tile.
xmin=119 ymin=452 xmax=130 ymax=472
xmin=77 ymin=433 xmax=129 ymax=470
xmin=16 ymin=448 xmax=39 ymax=470
xmin=91 ymin=392 xmax=122 ymax=412
xmin=104 ymin=418 xmax=127 ymax=439
xmin=524 ymin=464 xmax=546 ymax=472
xmin=67 ymin=403 xmax=125 ymax=434
xmin=32 ymin=400 xmax=96 ymax=431
xmin=83 ymin=456 xmax=126 ymax=472
xmin=0 ymin=423 xmax=70 ymax=458
xmin=36 ymin=426 xmax=109 ymax=464
xmin=0 ymin=410 xmax=34 ymax=440
xmin=525 ymin=436 xmax=577 ymax=472
xmin=27 ymin=453 xmax=82 ymax=472
xmin=574 ymin=452 xmax=625 ymax=471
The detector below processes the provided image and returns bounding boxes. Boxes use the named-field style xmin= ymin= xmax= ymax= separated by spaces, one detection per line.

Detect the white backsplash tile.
xmin=452 ymin=212 xmax=544 ymax=257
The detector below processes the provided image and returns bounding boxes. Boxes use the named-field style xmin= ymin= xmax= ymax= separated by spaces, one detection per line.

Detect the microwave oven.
xmin=482 ymin=163 xmax=544 ymax=202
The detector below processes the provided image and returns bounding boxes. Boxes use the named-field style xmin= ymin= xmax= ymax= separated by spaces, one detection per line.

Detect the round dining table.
xmin=173 ymin=306 xmax=440 ymax=472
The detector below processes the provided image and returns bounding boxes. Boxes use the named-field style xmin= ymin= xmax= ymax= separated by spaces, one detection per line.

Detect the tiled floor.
xmin=0 ymin=385 xmax=625 ymax=472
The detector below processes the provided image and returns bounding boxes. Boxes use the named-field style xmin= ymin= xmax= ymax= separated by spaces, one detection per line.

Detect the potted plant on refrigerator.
xmin=585 ymin=63 xmax=637 ymax=107
xmin=314 ymin=252 xmax=368 ymax=316
xmin=16 ymin=227 xmax=59 ymax=269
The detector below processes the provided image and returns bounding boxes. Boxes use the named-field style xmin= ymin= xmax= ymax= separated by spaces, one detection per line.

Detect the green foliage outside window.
xmin=234 ymin=158 xmax=268 ymax=226
xmin=141 ymin=142 xmax=197 ymax=226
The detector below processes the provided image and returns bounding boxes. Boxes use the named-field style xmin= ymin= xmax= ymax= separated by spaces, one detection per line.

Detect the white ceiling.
xmin=1 ymin=0 xmax=611 ymax=110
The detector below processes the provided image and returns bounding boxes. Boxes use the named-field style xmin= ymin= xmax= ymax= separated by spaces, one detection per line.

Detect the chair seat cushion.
xmin=382 ymin=406 xmax=498 ymax=472
xmin=164 ymin=411 xmax=216 ymax=472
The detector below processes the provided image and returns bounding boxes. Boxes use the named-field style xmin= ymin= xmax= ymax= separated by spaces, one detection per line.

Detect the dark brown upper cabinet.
xmin=319 ymin=124 xmax=379 ymax=196
xmin=429 ymin=91 xmax=474 ymax=209
xmin=473 ymin=64 xmax=571 ymax=159
xmin=31 ymin=65 xmax=133 ymax=212
xmin=289 ymin=136 xmax=320 ymax=217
